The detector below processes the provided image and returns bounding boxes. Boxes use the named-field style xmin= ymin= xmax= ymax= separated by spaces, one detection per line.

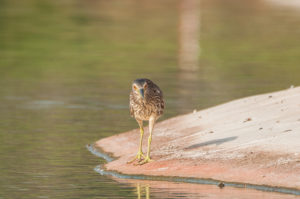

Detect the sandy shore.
xmin=95 ymin=86 xmax=300 ymax=190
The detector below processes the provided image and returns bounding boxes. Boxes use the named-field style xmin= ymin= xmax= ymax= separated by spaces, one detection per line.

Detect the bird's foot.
xmin=137 ymin=156 xmax=153 ymax=165
xmin=127 ymin=151 xmax=146 ymax=164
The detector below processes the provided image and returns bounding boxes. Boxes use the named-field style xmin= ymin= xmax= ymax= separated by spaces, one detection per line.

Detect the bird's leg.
xmin=127 ymin=120 xmax=146 ymax=164
xmin=139 ymin=117 xmax=155 ymax=165
xmin=137 ymin=124 xmax=146 ymax=160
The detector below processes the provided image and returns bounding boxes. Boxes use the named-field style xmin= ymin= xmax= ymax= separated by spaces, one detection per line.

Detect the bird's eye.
xmin=144 ymin=84 xmax=148 ymax=89
xmin=133 ymin=85 xmax=137 ymax=90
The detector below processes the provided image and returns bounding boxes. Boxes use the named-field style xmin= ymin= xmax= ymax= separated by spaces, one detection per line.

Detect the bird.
xmin=127 ymin=78 xmax=164 ymax=165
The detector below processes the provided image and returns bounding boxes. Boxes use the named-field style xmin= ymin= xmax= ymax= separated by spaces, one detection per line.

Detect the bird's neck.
xmin=138 ymin=97 xmax=147 ymax=104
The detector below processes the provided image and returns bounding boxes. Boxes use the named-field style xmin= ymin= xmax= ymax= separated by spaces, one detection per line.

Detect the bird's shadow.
xmin=185 ymin=136 xmax=238 ymax=150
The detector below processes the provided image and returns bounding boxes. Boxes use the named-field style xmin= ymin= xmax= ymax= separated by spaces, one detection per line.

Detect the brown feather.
xmin=129 ymin=79 xmax=164 ymax=121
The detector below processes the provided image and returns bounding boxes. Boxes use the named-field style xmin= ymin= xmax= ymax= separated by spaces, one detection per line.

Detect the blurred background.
xmin=0 ymin=0 xmax=300 ymax=198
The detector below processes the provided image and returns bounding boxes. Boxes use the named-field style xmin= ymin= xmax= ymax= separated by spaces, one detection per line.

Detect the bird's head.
xmin=132 ymin=79 xmax=149 ymax=100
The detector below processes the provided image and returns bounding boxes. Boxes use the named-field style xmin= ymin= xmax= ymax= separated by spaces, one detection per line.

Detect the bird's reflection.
xmin=112 ymin=178 xmax=293 ymax=198
xmin=136 ymin=183 xmax=150 ymax=199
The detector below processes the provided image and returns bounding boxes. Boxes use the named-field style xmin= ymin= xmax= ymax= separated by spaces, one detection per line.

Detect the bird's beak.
xmin=139 ymin=89 xmax=144 ymax=98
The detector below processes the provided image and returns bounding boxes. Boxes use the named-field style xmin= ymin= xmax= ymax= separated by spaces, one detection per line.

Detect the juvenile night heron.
xmin=128 ymin=78 xmax=164 ymax=165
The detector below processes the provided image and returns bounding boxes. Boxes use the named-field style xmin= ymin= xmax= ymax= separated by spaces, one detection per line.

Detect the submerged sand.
xmin=95 ymin=86 xmax=300 ymax=190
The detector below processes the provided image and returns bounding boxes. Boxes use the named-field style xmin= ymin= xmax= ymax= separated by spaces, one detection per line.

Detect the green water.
xmin=0 ymin=0 xmax=300 ymax=198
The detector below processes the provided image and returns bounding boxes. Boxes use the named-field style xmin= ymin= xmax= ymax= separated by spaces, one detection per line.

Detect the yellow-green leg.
xmin=127 ymin=120 xmax=146 ymax=164
xmin=139 ymin=117 xmax=155 ymax=165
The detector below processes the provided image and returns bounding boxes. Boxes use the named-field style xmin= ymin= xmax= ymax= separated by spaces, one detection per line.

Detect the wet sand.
xmin=95 ymin=86 xmax=300 ymax=191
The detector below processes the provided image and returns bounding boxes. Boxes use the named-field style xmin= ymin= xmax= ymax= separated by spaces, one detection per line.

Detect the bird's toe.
xmin=137 ymin=156 xmax=153 ymax=165
xmin=127 ymin=151 xmax=146 ymax=164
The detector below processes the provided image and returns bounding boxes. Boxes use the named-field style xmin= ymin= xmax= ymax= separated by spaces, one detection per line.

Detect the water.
xmin=0 ymin=0 xmax=300 ymax=198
